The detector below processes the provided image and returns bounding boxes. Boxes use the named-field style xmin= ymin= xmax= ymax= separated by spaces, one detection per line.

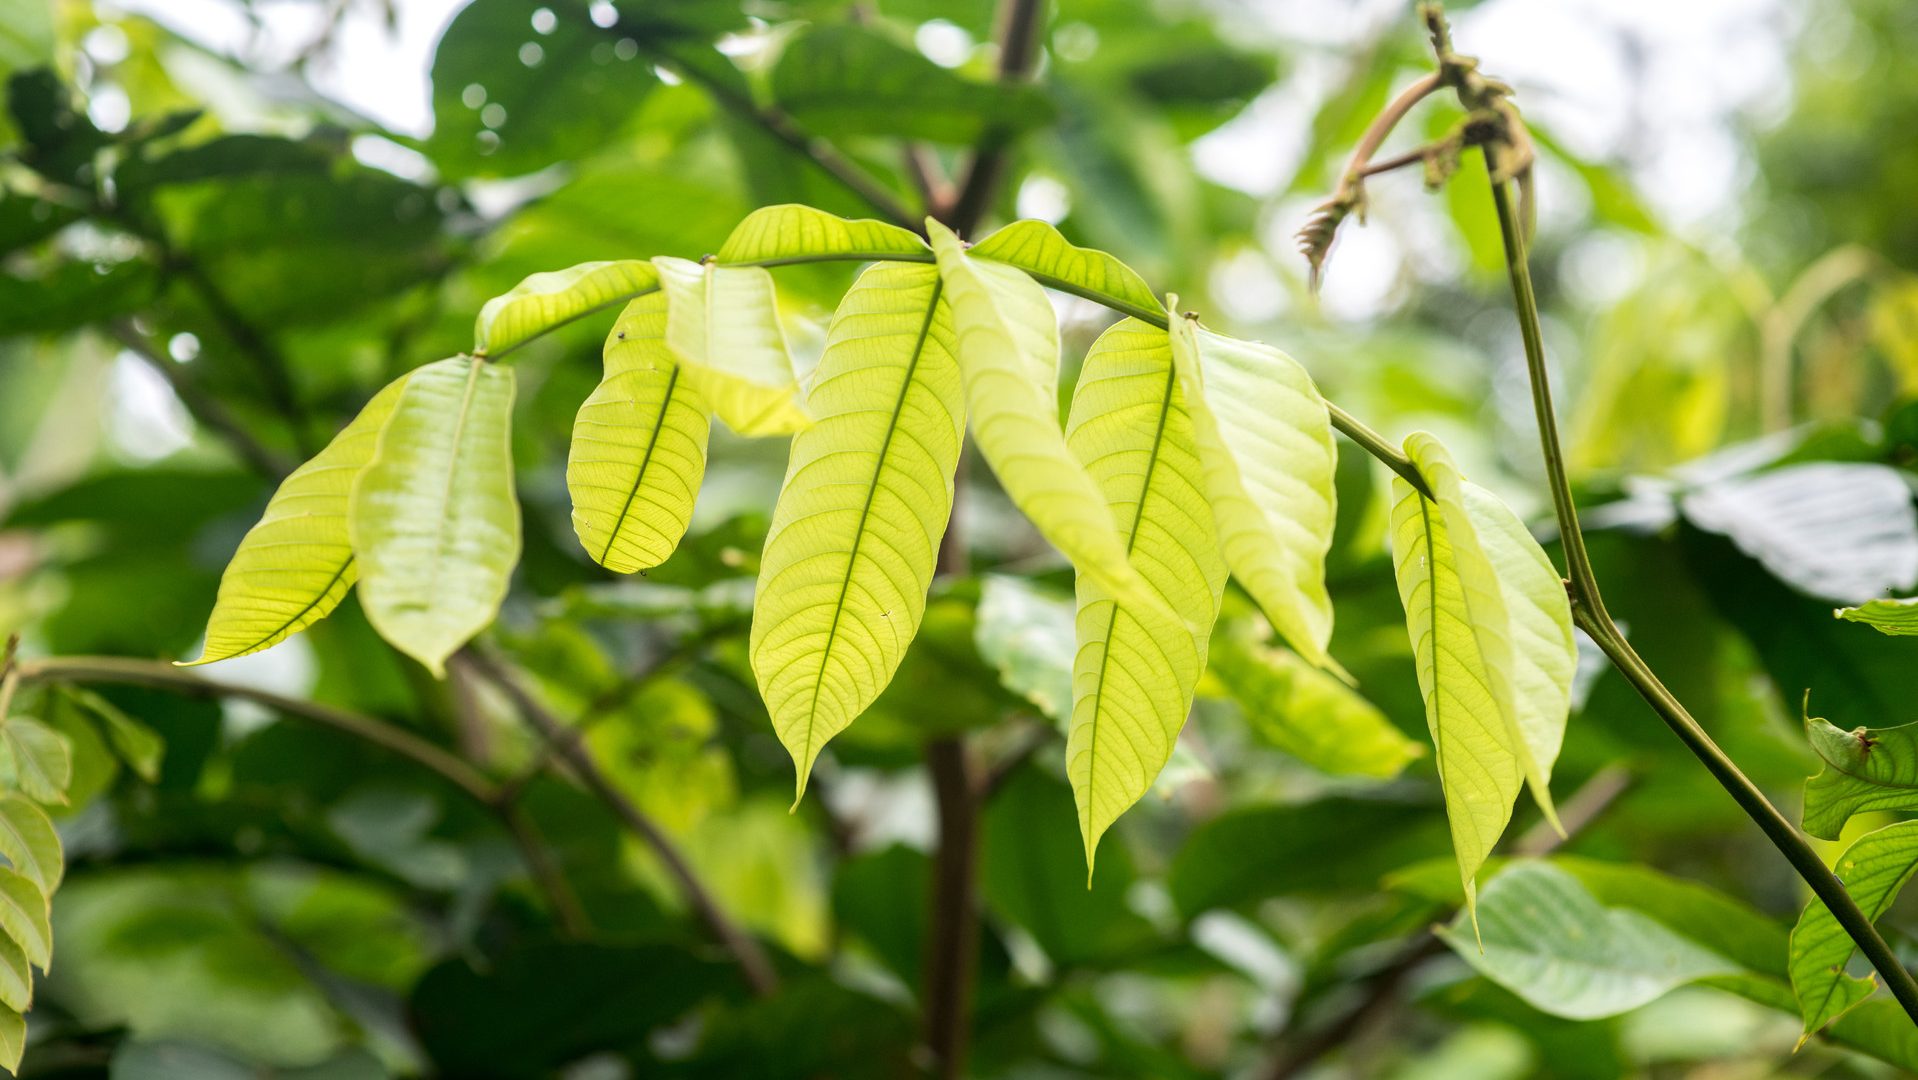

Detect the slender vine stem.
xmin=1484 ymin=160 xmax=1918 ymax=1025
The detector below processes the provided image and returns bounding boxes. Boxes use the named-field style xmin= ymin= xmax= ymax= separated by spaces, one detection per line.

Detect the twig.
xmin=497 ymin=797 xmax=592 ymax=937
xmin=453 ymin=647 xmax=782 ymax=998
xmin=944 ymin=0 xmax=1049 ymax=234
xmin=904 ymin=144 xmax=955 ymax=219
xmin=108 ymin=319 xmax=296 ymax=481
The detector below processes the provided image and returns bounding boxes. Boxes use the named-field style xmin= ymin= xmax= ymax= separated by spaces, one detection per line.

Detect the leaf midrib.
xmin=598 ymin=365 xmax=682 ymax=564
xmin=420 ymin=358 xmax=487 ymax=606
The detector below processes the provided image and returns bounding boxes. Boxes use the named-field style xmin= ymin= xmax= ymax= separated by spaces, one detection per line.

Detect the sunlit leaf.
xmin=1063 ymin=317 xmax=1224 ymax=870
xmin=474 ymin=260 xmax=659 ymax=358
xmin=1802 ymin=711 xmax=1918 ymax=840
xmin=1406 ymin=432 xmax=1571 ymax=826
xmin=1207 ymin=621 xmax=1422 ymax=779
xmin=181 ymin=376 xmax=408 ymax=666
xmin=653 ymin=256 xmax=811 ymax=436
xmin=0 ymin=869 xmax=48 ymax=971
xmin=0 ymin=796 xmax=60 ymax=896
xmin=926 ymin=220 xmax=1173 ymax=626
xmin=715 ymin=204 xmax=929 ymax=265
xmin=751 ymin=263 xmax=965 ymax=797
xmin=1166 ymin=307 xmax=1338 ymax=668
xmin=1838 ymin=596 xmax=1918 ymax=636
xmin=969 ymin=220 xmax=1161 ymax=319
xmin=351 ymin=357 xmax=520 ymax=677
xmin=1437 ymin=861 xmax=1739 ymax=1020
xmin=0 ymin=932 xmax=25 ymax=1012
xmin=0 ymin=720 xmax=70 ymax=806
xmin=567 ymin=292 xmax=712 ymax=574
xmin=1790 ymin=819 xmax=1918 ymax=1039
xmin=0 ymin=1004 xmax=19 ymax=1074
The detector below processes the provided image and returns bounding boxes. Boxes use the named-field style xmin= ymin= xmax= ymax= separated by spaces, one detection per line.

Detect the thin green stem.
xmin=1485 ymin=158 xmax=1918 ymax=1027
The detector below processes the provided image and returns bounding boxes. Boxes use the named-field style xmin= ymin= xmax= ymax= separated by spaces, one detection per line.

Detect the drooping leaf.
xmin=1437 ymin=861 xmax=1739 ymax=1020
xmin=770 ymin=24 xmax=1051 ymax=145
xmin=653 ymin=256 xmax=811 ymax=436
xmin=1802 ymin=711 xmax=1918 ymax=840
xmin=1404 ymin=432 xmax=1571 ymax=826
xmin=0 ymin=795 xmax=60 ymax=896
xmin=182 ymin=375 xmax=408 ymax=666
xmin=1063 ymin=317 xmax=1225 ymax=870
xmin=0 ymin=719 xmax=70 ymax=806
xmin=567 ymin=292 xmax=712 ymax=574
xmin=0 ymin=932 xmax=25 ymax=1012
xmin=925 ymin=220 xmax=1173 ymax=626
xmin=1681 ymin=462 xmax=1918 ymax=605
xmin=974 ymin=574 xmax=1076 ymax=722
xmin=351 ymin=357 xmax=520 ymax=677
xmin=1790 ymin=819 xmax=1918 ymax=1038
xmin=0 ymin=868 xmax=48 ymax=971
xmin=1388 ymin=475 xmax=1521 ymax=914
xmin=1165 ymin=306 xmax=1338 ymax=668
xmin=1207 ymin=621 xmax=1422 ymax=779
xmin=715 ymin=204 xmax=929 ymax=266
xmin=475 ymin=260 xmax=659 ymax=358
xmin=969 ymin=220 xmax=1161 ymax=320
xmin=1838 ymin=596 xmax=1918 ymax=636
xmin=751 ymin=263 xmax=966 ymax=797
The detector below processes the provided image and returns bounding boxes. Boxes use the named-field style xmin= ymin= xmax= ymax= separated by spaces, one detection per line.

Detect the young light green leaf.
xmin=181 ymin=375 xmax=408 ymax=666
xmin=1389 ymin=476 xmax=1522 ymax=915
xmin=567 ymin=292 xmax=712 ymax=574
xmin=0 ymin=869 xmax=48 ymax=972
xmin=715 ymin=204 xmax=929 ymax=265
xmin=1207 ymin=621 xmax=1423 ymax=779
xmin=351 ymin=356 xmax=521 ymax=677
xmin=0 ymin=933 xmax=25 ymax=1012
xmin=1165 ymin=305 xmax=1338 ymax=669
xmin=0 ymin=1004 xmax=20 ymax=1074
xmin=1801 ymin=713 xmax=1918 ymax=840
xmin=0 ymin=721 xmax=69 ymax=806
xmin=473 ymin=260 xmax=659 ymax=358
xmin=926 ymin=220 xmax=1174 ymax=627
xmin=1063 ymin=317 xmax=1225 ymax=871
xmin=0 ymin=796 xmax=61 ymax=895
xmin=1790 ymin=819 xmax=1918 ymax=1040
xmin=653 ymin=256 xmax=810 ymax=436
xmin=969 ymin=220 xmax=1161 ymax=320
xmin=750 ymin=262 xmax=966 ymax=798
xmin=1404 ymin=432 xmax=1571 ymax=827
xmin=1437 ymin=860 xmax=1740 ymax=1020
xmin=1838 ymin=596 xmax=1918 ymax=636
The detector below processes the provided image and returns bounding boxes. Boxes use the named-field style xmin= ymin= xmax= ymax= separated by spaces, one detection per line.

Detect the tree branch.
xmin=922 ymin=735 xmax=983 ymax=1080
xmin=945 ymin=0 xmax=1049 ymax=234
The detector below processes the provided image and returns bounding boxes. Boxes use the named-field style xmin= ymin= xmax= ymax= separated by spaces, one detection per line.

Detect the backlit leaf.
xmin=1838 ymin=596 xmax=1918 ymax=636
xmin=0 ymin=720 xmax=70 ymax=806
xmin=0 ymin=795 xmax=61 ymax=895
xmin=0 ymin=932 xmax=25 ymax=1012
xmin=567 ymin=292 xmax=712 ymax=574
xmin=969 ymin=220 xmax=1161 ymax=320
xmin=653 ymin=256 xmax=811 ymax=436
xmin=0 ymin=1004 xmax=19 ymax=1074
xmin=474 ymin=260 xmax=659 ymax=358
xmin=1063 ymin=317 xmax=1225 ymax=871
xmin=716 ymin=204 xmax=929 ymax=265
xmin=0 ymin=869 xmax=48 ymax=971
xmin=181 ymin=376 xmax=407 ymax=666
xmin=751 ymin=263 xmax=966 ymax=797
xmin=351 ymin=357 xmax=520 ymax=677
xmin=926 ymin=220 xmax=1173 ymax=626
xmin=1166 ymin=307 xmax=1338 ymax=668
xmin=1802 ymin=711 xmax=1918 ymax=840
xmin=1789 ymin=819 xmax=1918 ymax=1039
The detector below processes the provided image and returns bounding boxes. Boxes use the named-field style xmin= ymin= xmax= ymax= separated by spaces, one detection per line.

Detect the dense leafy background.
xmin=3 ymin=0 xmax=1918 ymax=1076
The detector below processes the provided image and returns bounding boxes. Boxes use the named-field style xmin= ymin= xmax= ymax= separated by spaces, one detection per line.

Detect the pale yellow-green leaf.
xmin=351 ymin=357 xmax=521 ymax=677
xmin=0 ymin=721 xmax=68 ymax=807
xmin=0 ymin=932 xmax=27 ymax=1012
xmin=1404 ymin=432 xmax=1567 ymax=827
xmin=0 ymin=796 xmax=60 ymax=896
xmin=716 ymin=203 xmax=930 ymax=265
xmin=181 ymin=376 xmax=408 ymax=666
xmin=1389 ymin=476 xmax=1522 ymax=918
xmin=567 ymin=292 xmax=712 ymax=573
xmin=473 ymin=260 xmax=659 ymax=358
xmin=0 ymin=1003 xmax=20 ymax=1074
xmin=654 ymin=256 xmax=810 ymax=436
xmin=1063 ymin=317 xmax=1224 ymax=872
xmin=1165 ymin=304 xmax=1338 ymax=669
xmin=751 ymin=263 xmax=966 ymax=797
xmin=0 ymin=870 xmax=47 ymax=972
xmin=925 ymin=220 xmax=1173 ymax=625
xmin=969 ymin=220 xmax=1161 ymax=320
